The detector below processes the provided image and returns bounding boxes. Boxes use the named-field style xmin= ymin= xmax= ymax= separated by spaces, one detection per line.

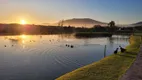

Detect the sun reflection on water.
xmin=5 ymin=34 xmax=39 ymax=48
xmin=22 ymin=40 xmax=25 ymax=44
xmin=21 ymin=34 xmax=27 ymax=39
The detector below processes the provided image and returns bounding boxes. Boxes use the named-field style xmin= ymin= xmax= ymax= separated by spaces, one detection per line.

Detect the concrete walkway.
xmin=121 ymin=45 xmax=142 ymax=80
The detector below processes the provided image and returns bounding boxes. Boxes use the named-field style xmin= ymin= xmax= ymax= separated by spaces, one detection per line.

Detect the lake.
xmin=0 ymin=34 xmax=130 ymax=80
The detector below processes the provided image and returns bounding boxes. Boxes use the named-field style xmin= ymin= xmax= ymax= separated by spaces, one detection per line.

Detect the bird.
xmin=71 ymin=45 xmax=74 ymax=48
xmin=114 ymin=48 xmax=119 ymax=54
xmin=4 ymin=45 xmax=6 ymax=47
xmin=32 ymin=40 xmax=35 ymax=42
xmin=67 ymin=45 xmax=70 ymax=47
xmin=119 ymin=46 xmax=126 ymax=53
xmin=12 ymin=45 xmax=14 ymax=47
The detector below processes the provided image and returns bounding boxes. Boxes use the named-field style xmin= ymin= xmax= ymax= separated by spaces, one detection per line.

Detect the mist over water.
xmin=0 ymin=34 xmax=129 ymax=80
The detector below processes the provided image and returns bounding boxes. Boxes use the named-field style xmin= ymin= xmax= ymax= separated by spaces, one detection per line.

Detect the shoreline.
xmin=56 ymin=35 xmax=141 ymax=80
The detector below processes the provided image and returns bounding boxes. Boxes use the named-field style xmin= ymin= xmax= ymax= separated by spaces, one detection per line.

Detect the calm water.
xmin=0 ymin=34 xmax=129 ymax=80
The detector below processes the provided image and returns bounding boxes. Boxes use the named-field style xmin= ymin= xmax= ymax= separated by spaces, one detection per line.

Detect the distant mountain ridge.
xmin=55 ymin=18 xmax=107 ymax=27
xmin=132 ymin=21 xmax=142 ymax=26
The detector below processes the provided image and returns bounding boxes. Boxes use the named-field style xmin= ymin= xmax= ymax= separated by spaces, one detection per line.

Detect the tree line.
xmin=0 ymin=21 xmax=141 ymax=35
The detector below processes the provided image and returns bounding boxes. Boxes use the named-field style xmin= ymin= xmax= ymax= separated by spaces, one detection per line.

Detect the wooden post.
xmin=104 ymin=45 xmax=107 ymax=58
xmin=141 ymin=36 xmax=142 ymax=43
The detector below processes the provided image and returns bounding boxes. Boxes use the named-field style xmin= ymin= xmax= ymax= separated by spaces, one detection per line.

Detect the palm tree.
xmin=108 ymin=21 xmax=115 ymax=28
xmin=108 ymin=21 xmax=116 ymax=33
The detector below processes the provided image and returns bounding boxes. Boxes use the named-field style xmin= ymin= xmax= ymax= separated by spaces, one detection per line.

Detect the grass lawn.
xmin=56 ymin=35 xmax=142 ymax=80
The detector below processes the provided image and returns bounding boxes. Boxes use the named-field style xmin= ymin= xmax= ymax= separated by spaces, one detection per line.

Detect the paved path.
xmin=121 ymin=45 xmax=142 ymax=80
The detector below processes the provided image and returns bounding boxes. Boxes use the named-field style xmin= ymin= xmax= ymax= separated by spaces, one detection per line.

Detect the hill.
xmin=132 ymin=21 xmax=142 ymax=26
xmin=56 ymin=18 xmax=107 ymax=27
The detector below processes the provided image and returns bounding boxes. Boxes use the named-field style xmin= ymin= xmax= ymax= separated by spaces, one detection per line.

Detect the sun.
xmin=20 ymin=20 xmax=27 ymax=25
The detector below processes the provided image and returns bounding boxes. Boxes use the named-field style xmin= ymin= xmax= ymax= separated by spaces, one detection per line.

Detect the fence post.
xmin=104 ymin=45 xmax=107 ymax=58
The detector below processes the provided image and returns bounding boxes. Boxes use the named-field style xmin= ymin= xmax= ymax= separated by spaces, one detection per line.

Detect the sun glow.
xmin=21 ymin=34 xmax=27 ymax=39
xmin=20 ymin=20 xmax=27 ymax=25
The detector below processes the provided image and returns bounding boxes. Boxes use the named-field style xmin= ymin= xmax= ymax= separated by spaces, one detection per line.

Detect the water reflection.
xmin=0 ymin=34 xmax=130 ymax=80
xmin=84 ymin=39 xmax=89 ymax=46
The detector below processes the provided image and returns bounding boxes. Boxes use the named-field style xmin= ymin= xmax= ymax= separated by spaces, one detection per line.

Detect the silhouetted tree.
xmin=108 ymin=21 xmax=116 ymax=33
xmin=58 ymin=20 xmax=64 ymax=27
xmin=108 ymin=21 xmax=115 ymax=27
xmin=60 ymin=20 xmax=64 ymax=27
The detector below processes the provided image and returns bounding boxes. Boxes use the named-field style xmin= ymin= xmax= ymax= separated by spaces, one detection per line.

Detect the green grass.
xmin=56 ymin=35 xmax=142 ymax=80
